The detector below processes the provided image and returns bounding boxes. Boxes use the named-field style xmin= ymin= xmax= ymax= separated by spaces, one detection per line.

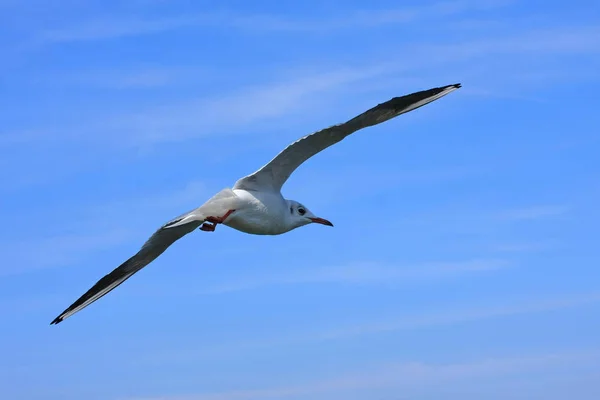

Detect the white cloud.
xmin=199 ymin=258 xmax=509 ymax=294
xmin=38 ymin=66 xmax=208 ymax=89
xmin=1 ymin=64 xmax=395 ymax=152
xmin=60 ymin=27 xmax=600 ymax=145
xmin=33 ymin=0 xmax=514 ymax=44
xmin=411 ymin=26 xmax=600 ymax=59
xmin=36 ymin=15 xmax=201 ymax=43
xmin=0 ymin=181 xmax=209 ymax=277
xmin=0 ymin=228 xmax=134 ymax=277
xmin=127 ymin=292 xmax=600 ymax=369
xmin=0 ymin=130 xmax=48 ymax=147
xmin=223 ymin=0 xmax=514 ymax=32
xmin=9 ymin=23 xmax=600 ymax=152
xmin=123 ymin=348 xmax=600 ymax=400
xmin=494 ymin=205 xmax=569 ymax=221
xmin=111 ymin=66 xmax=392 ymax=146
xmin=312 ymin=293 xmax=600 ymax=342
xmin=90 ymin=180 xmax=209 ymax=220
xmin=490 ymin=240 xmax=557 ymax=253
xmin=400 ymin=203 xmax=570 ymax=236
xmin=5 ymin=17 xmax=600 ymax=200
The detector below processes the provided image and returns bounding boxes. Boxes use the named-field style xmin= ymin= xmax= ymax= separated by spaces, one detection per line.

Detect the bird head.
xmin=286 ymin=200 xmax=333 ymax=230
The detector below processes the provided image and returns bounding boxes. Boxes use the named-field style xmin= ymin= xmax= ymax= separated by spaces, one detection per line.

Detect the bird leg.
xmin=199 ymin=222 xmax=216 ymax=232
xmin=199 ymin=209 xmax=235 ymax=232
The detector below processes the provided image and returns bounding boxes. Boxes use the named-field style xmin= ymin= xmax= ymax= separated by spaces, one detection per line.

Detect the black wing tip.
xmin=51 ymin=310 xmax=70 ymax=325
xmin=443 ymin=83 xmax=461 ymax=90
xmin=393 ymin=82 xmax=462 ymax=102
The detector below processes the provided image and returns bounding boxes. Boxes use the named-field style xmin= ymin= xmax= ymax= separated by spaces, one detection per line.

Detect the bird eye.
xmin=298 ymin=208 xmax=306 ymax=216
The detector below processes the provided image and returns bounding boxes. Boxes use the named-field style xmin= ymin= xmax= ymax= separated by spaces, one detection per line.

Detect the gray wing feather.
xmin=50 ymin=218 xmax=201 ymax=324
xmin=233 ymin=83 xmax=461 ymax=192
xmin=50 ymin=188 xmax=243 ymax=324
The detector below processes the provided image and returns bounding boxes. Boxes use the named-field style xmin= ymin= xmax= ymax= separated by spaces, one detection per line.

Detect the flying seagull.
xmin=50 ymin=83 xmax=461 ymax=325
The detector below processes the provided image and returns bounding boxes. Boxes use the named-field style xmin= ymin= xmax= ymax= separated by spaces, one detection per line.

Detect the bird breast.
xmin=224 ymin=189 xmax=290 ymax=235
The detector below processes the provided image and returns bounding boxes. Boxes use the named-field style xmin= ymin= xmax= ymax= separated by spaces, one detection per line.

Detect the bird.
xmin=50 ymin=83 xmax=461 ymax=325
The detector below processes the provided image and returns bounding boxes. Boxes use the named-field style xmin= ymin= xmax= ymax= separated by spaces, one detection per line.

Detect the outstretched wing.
xmin=233 ymin=83 xmax=461 ymax=192
xmin=50 ymin=217 xmax=201 ymax=325
xmin=50 ymin=188 xmax=242 ymax=325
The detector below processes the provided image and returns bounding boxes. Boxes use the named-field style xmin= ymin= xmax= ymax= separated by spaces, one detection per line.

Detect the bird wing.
xmin=50 ymin=188 xmax=241 ymax=325
xmin=233 ymin=83 xmax=461 ymax=192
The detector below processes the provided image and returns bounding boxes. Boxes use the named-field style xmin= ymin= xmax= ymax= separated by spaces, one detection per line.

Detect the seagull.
xmin=50 ymin=83 xmax=461 ymax=325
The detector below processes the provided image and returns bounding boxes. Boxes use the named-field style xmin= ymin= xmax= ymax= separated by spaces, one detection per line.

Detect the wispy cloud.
xmin=129 ymin=292 xmax=600 ymax=367
xmin=1 ymin=65 xmax=393 ymax=152
xmin=0 ymin=181 xmax=209 ymax=277
xmin=36 ymin=15 xmax=197 ymax=44
xmin=490 ymin=240 xmax=558 ymax=253
xmin=312 ymin=292 xmax=600 ymax=342
xmin=411 ymin=25 xmax=600 ymax=60
xmin=199 ymin=259 xmax=509 ymax=294
xmin=0 ymin=130 xmax=48 ymax=147
xmin=32 ymin=66 xmax=210 ymax=89
xmin=285 ymin=164 xmax=482 ymax=209
xmin=401 ymin=203 xmax=570 ymax=236
xmin=494 ymin=205 xmax=569 ymax=221
xmin=111 ymin=66 xmax=391 ymax=146
xmin=90 ymin=180 xmax=209 ymax=222
xmin=5 ymin=15 xmax=600 ymax=201
xmin=33 ymin=0 xmax=513 ymax=44
xmin=0 ymin=229 xmax=134 ymax=277
xmin=8 ymin=23 xmax=600 ymax=153
xmin=47 ymin=27 xmax=600 ymax=146
xmin=220 ymin=0 xmax=514 ymax=33
xmin=124 ymin=348 xmax=600 ymax=400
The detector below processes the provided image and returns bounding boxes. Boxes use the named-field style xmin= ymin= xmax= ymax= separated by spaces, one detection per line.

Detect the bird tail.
xmin=163 ymin=187 xmax=241 ymax=229
xmin=162 ymin=213 xmax=202 ymax=229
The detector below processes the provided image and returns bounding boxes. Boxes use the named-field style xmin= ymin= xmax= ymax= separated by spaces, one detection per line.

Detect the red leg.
xmin=200 ymin=209 xmax=235 ymax=232
xmin=205 ymin=209 xmax=235 ymax=224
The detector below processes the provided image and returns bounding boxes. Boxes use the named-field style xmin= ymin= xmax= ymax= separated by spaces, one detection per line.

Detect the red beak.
xmin=309 ymin=217 xmax=334 ymax=227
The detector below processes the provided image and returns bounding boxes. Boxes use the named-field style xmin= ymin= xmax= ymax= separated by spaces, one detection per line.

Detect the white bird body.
xmin=226 ymin=189 xmax=291 ymax=235
xmin=164 ymin=188 xmax=302 ymax=235
xmin=50 ymin=83 xmax=462 ymax=325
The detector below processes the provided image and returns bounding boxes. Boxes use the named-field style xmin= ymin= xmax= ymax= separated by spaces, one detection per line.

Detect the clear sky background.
xmin=1 ymin=0 xmax=600 ymax=399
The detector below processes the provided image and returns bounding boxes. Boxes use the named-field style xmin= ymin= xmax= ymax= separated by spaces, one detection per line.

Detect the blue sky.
xmin=1 ymin=0 xmax=600 ymax=398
